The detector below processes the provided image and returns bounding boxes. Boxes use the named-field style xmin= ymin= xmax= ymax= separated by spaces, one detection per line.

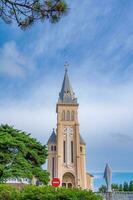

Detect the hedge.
xmin=0 ymin=185 xmax=103 ymax=200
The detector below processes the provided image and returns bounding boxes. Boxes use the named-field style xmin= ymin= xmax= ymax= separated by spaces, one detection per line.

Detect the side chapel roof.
xmin=47 ymin=129 xmax=56 ymax=145
xmin=47 ymin=131 xmax=85 ymax=146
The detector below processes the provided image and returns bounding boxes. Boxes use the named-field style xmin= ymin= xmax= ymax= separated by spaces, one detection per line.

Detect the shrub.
xmin=0 ymin=185 xmax=19 ymax=200
xmin=0 ymin=185 xmax=103 ymax=200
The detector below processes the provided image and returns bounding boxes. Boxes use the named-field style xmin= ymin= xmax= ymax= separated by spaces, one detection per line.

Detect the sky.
xmin=0 ymin=0 xmax=133 ymax=173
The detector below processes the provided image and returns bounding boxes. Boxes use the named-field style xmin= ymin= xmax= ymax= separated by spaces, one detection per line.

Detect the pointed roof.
xmin=58 ymin=69 xmax=77 ymax=104
xmin=80 ymin=134 xmax=86 ymax=145
xmin=47 ymin=129 xmax=56 ymax=145
xmin=86 ymin=172 xmax=94 ymax=177
xmin=47 ymin=130 xmax=85 ymax=146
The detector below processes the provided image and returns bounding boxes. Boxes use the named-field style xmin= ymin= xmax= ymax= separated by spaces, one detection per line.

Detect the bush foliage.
xmin=0 ymin=185 xmax=103 ymax=200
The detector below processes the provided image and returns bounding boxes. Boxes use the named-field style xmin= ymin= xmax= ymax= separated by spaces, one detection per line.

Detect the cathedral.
xmin=47 ymin=68 xmax=93 ymax=189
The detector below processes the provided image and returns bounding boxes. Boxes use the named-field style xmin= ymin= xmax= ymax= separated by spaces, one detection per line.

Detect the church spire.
xmin=58 ymin=66 xmax=77 ymax=104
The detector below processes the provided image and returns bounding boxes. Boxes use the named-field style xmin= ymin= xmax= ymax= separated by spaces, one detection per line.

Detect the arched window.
xmin=71 ymin=111 xmax=75 ymax=121
xmin=62 ymin=110 xmax=65 ymax=121
xmin=51 ymin=146 xmax=53 ymax=151
xmin=68 ymin=183 xmax=72 ymax=188
xmin=66 ymin=110 xmax=70 ymax=121
xmin=63 ymin=141 xmax=66 ymax=163
xmin=71 ymin=141 xmax=74 ymax=163
xmin=52 ymin=157 xmax=55 ymax=178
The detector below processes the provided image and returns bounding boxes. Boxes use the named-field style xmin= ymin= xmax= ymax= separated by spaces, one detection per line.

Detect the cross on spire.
xmin=58 ymin=63 xmax=77 ymax=104
xmin=64 ymin=61 xmax=69 ymax=72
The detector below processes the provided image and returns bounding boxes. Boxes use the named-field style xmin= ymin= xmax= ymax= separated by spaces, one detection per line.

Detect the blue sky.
xmin=0 ymin=0 xmax=133 ymax=172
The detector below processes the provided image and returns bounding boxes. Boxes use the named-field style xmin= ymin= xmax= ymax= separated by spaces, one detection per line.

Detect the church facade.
xmin=47 ymin=69 xmax=93 ymax=189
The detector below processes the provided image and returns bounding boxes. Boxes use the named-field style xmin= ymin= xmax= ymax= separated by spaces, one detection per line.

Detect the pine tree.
xmin=0 ymin=124 xmax=49 ymax=184
xmin=98 ymin=185 xmax=107 ymax=193
xmin=119 ymin=184 xmax=123 ymax=191
xmin=0 ymin=0 xmax=68 ymax=29
xmin=123 ymin=182 xmax=129 ymax=191
xmin=129 ymin=181 xmax=133 ymax=191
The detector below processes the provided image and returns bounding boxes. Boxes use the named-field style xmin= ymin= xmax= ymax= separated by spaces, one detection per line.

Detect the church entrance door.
xmin=62 ymin=172 xmax=75 ymax=188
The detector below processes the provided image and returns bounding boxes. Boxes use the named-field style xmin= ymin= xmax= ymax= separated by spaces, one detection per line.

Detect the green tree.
xmin=111 ymin=183 xmax=119 ymax=191
xmin=98 ymin=185 xmax=107 ymax=193
xmin=0 ymin=124 xmax=49 ymax=184
xmin=129 ymin=181 xmax=133 ymax=191
xmin=119 ymin=184 xmax=123 ymax=191
xmin=123 ymin=182 xmax=129 ymax=191
xmin=0 ymin=0 xmax=68 ymax=29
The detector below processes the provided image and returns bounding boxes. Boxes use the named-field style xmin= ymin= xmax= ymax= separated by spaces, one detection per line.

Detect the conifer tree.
xmin=123 ymin=182 xmax=129 ymax=191
xmin=0 ymin=0 xmax=68 ymax=29
xmin=129 ymin=181 xmax=133 ymax=191
xmin=0 ymin=124 xmax=49 ymax=184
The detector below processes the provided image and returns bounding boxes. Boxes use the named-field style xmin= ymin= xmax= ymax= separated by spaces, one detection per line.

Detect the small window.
xmin=52 ymin=157 xmax=55 ymax=178
xmin=80 ymin=146 xmax=82 ymax=152
xmin=51 ymin=146 xmax=53 ymax=151
xmin=66 ymin=110 xmax=70 ymax=121
xmin=71 ymin=111 xmax=75 ymax=121
xmin=63 ymin=141 xmax=66 ymax=163
xmin=68 ymin=183 xmax=72 ymax=188
xmin=62 ymin=110 xmax=65 ymax=121
xmin=62 ymin=183 xmax=66 ymax=187
xmin=71 ymin=141 xmax=74 ymax=163
xmin=54 ymin=146 xmax=56 ymax=151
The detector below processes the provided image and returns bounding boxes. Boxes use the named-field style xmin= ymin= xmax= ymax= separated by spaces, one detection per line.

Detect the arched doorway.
xmin=62 ymin=172 xmax=75 ymax=188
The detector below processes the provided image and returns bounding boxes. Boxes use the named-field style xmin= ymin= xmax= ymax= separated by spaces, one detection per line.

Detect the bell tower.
xmin=47 ymin=68 xmax=93 ymax=189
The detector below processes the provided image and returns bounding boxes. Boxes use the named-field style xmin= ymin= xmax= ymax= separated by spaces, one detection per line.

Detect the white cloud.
xmin=0 ymin=41 xmax=25 ymax=77
xmin=0 ymin=41 xmax=35 ymax=77
xmin=31 ymin=1 xmax=113 ymax=57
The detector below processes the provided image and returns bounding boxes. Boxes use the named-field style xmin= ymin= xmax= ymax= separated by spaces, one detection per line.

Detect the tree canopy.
xmin=0 ymin=124 xmax=49 ymax=184
xmin=0 ymin=0 xmax=68 ymax=29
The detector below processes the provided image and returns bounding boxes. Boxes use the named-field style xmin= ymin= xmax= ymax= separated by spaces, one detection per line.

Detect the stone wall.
xmin=99 ymin=192 xmax=133 ymax=200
